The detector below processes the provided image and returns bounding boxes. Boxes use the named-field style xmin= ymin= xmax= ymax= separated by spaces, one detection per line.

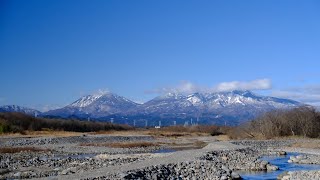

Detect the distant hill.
xmin=0 ymin=105 xmax=40 ymax=116
xmin=41 ymin=90 xmax=302 ymax=126
xmin=43 ymin=92 xmax=138 ymax=118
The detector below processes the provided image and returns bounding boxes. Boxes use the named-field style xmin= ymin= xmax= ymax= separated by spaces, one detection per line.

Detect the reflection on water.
xmin=240 ymin=153 xmax=320 ymax=180
xmin=153 ymin=149 xmax=176 ymax=153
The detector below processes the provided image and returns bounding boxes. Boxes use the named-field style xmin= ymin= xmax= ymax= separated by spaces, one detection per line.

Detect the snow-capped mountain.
xmin=128 ymin=90 xmax=301 ymax=125
xmin=42 ymin=90 xmax=302 ymax=125
xmin=0 ymin=105 xmax=41 ymax=116
xmin=43 ymin=92 xmax=138 ymax=118
xmin=136 ymin=90 xmax=298 ymax=112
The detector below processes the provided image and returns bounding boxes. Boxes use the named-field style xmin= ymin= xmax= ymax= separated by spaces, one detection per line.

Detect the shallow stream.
xmin=240 ymin=153 xmax=320 ymax=180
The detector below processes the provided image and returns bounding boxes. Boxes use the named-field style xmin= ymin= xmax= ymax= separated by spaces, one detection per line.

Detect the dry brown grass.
xmin=0 ymin=147 xmax=50 ymax=153
xmin=146 ymin=131 xmax=194 ymax=138
xmin=0 ymin=130 xmax=84 ymax=137
xmin=161 ymin=125 xmax=219 ymax=133
xmin=89 ymin=129 xmax=207 ymax=137
xmin=88 ymin=125 xmax=227 ymax=138
xmin=144 ymin=125 xmax=225 ymax=138
xmin=161 ymin=140 xmax=208 ymax=150
xmin=290 ymin=141 xmax=320 ymax=149
xmin=193 ymin=140 xmax=208 ymax=148
xmin=22 ymin=130 xmax=83 ymax=137
xmin=215 ymin=135 xmax=231 ymax=141
xmin=79 ymin=141 xmax=158 ymax=148
xmin=88 ymin=130 xmax=146 ymax=136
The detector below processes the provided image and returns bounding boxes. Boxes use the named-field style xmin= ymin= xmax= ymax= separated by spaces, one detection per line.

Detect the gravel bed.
xmin=288 ymin=154 xmax=320 ymax=164
xmin=0 ymin=135 xmax=160 ymax=179
xmin=124 ymin=147 xmax=279 ymax=180
xmin=230 ymin=140 xmax=295 ymax=150
xmin=0 ymin=151 xmax=154 ymax=179
xmin=279 ymin=170 xmax=320 ymax=180
xmin=1 ymin=136 xmax=320 ymax=180
xmin=1 ymin=135 xmax=154 ymax=147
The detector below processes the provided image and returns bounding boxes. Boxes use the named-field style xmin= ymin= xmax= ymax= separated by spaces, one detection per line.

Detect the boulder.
xmin=231 ymin=172 xmax=241 ymax=179
xmin=267 ymin=164 xmax=279 ymax=171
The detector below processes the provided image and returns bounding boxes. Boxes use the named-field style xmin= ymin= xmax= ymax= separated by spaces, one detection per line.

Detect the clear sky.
xmin=1 ymin=0 xmax=320 ymax=111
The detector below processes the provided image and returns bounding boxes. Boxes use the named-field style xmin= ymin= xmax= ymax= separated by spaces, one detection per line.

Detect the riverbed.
xmin=240 ymin=153 xmax=320 ymax=180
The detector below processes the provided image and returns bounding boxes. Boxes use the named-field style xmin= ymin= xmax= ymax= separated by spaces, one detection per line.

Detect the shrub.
xmin=0 ymin=112 xmax=132 ymax=133
xmin=245 ymin=106 xmax=320 ymax=139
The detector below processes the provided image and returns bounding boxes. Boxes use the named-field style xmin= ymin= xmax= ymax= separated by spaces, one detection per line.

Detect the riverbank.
xmin=1 ymin=134 xmax=320 ymax=179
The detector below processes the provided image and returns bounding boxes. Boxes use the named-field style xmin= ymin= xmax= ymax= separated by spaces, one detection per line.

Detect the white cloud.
xmin=146 ymin=81 xmax=204 ymax=94
xmin=213 ymin=79 xmax=272 ymax=92
xmin=147 ymin=80 xmax=320 ymax=108
xmin=149 ymin=78 xmax=272 ymax=95
xmin=95 ymin=89 xmax=110 ymax=95
xmin=272 ymin=85 xmax=320 ymax=106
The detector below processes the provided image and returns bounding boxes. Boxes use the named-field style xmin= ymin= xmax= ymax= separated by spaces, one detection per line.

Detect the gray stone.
xmin=13 ymin=172 xmax=21 ymax=177
xmin=220 ymin=175 xmax=228 ymax=180
xmin=296 ymin=155 xmax=305 ymax=160
xmin=69 ymin=167 xmax=77 ymax=173
xmin=267 ymin=164 xmax=279 ymax=171
xmin=221 ymin=165 xmax=231 ymax=174
xmin=0 ymin=169 xmax=10 ymax=175
xmin=61 ymin=169 xmax=69 ymax=175
xmin=231 ymin=172 xmax=241 ymax=179
xmin=279 ymin=151 xmax=287 ymax=155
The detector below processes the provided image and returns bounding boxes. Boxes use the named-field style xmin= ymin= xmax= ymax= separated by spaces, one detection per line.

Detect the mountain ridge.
xmin=1 ymin=90 xmax=303 ymax=126
xmin=0 ymin=105 xmax=41 ymax=116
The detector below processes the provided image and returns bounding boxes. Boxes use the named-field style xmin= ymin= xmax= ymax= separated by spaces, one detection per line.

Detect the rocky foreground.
xmin=0 ymin=134 xmax=320 ymax=179
xmin=280 ymin=170 xmax=320 ymax=180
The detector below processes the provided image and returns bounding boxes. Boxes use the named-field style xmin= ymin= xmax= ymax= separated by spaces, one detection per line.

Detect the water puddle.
xmin=240 ymin=153 xmax=320 ymax=180
xmin=153 ymin=149 xmax=176 ymax=153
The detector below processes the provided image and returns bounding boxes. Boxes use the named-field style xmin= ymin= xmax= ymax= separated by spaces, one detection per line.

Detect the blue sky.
xmin=1 ymin=0 xmax=320 ymax=111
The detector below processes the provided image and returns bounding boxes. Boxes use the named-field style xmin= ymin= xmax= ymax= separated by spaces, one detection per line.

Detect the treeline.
xmin=0 ymin=112 xmax=132 ymax=134
xmin=244 ymin=106 xmax=320 ymax=138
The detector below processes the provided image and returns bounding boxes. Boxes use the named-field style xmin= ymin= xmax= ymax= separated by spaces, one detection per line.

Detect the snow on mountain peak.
xmin=68 ymin=90 xmax=124 ymax=108
xmin=0 ymin=105 xmax=40 ymax=115
xmin=41 ymin=89 xmax=303 ymax=126
xmin=156 ymin=92 xmax=183 ymax=100
xmin=69 ymin=93 xmax=106 ymax=108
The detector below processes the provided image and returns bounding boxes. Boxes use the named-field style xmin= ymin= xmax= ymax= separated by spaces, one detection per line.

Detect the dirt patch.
xmin=79 ymin=141 xmax=159 ymax=148
xmin=161 ymin=140 xmax=208 ymax=151
xmin=290 ymin=141 xmax=320 ymax=149
xmin=0 ymin=147 xmax=50 ymax=153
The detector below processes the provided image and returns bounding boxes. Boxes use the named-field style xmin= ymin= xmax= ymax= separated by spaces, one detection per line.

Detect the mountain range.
xmin=1 ymin=90 xmax=302 ymax=126
xmin=0 ymin=105 xmax=41 ymax=116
